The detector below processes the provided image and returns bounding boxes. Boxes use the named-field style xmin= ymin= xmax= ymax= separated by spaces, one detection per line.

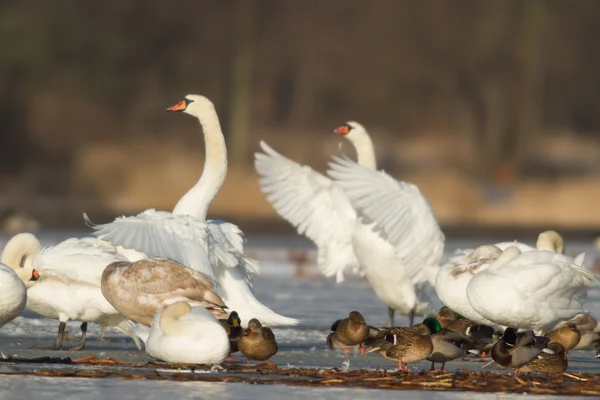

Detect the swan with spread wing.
xmin=327 ymin=154 xmax=444 ymax=325
xmin=85 ymin=95 xmax=298 ymax=327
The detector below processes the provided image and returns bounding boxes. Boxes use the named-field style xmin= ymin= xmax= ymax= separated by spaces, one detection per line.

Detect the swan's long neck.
xmin=1 ymin=233 xmax=41 ymax=270
xmin=172 ymin=109 xmax=228 ymax=220
xmin=536 ymin=231 xmax=564 ymax=253
xmin=346 ymin=130 xmax=376 ymax=170
xmin=159 ymin=313 xmax=186 ymax=337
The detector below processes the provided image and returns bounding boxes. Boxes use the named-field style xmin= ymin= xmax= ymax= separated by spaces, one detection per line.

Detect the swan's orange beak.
xmin=333 ymin=124 xmax=350 ymax=135
xmin=167 ymin=100 xmax=187 ymax=112
xmin=31 ymin=269 xmax=40 ymax=281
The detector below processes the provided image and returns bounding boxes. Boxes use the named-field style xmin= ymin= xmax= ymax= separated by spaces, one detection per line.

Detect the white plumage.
xmin=0 ymin=263 xmax=29 ymax=329
xmin=467 ymin=246 xmax=597 ymax=334
xmin=136 ymin=302 xmax=230 ymax=364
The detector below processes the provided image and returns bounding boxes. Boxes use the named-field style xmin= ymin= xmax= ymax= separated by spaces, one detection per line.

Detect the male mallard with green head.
xmin=221 ymin=311 xmax=243 ymax=360
xmin=238 ymin=318 xmax=278 ymax=365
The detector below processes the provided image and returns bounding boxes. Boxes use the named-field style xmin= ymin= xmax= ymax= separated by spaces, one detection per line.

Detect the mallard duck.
xmin=519 ymin=342 xmax=567 ymax=373
xmin=491 ymin=328 xmax=552 ymax=372
xmin=444 ymin=317 xmax=495 ymax=357
xmin=545 ymin=323 xmax=580 ymax=353
xmin=427 ymin=325 xmax=478 ymax=370
xmin=221 ymin=311 xmax=243 ymax=359
xmin=554 ymin=313 xmax=599 ymax=351
xmin=365 ymin=317 xmax=439 ymax=371
xmin=238 ymin=318 xmax=278 ymax=365
xmin=328 ymin=311 xmax=370 ymax=356
xmin=436 ymin=306 xmax=460 ymax=329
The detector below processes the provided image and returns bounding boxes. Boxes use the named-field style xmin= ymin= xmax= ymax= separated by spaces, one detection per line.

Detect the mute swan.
xmin=138 ymin=301 xmax=230 ymax=364
xmin=1 ymin=233 xmax=142 ymax=350
xmin=0 ymin=264 xmax=37 ymax=328
xmin=85 ymin=94 xmax=298 ymax=327
xmin=467 ymin=246 xmax=597 ymax=334
xmin=101 ymin=258 xmax=228 ymax=326
xmin=254 ymin=122 xmax=373 ymax=282
xmin=434 ymin=231 xmax=566 ymax=331
xmin=327 ymin=154 xmax=444 ymax=326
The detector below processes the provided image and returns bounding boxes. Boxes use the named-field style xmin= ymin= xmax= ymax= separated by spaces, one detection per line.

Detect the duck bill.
xmin=167 ymin=100 xmax=187 ymax=112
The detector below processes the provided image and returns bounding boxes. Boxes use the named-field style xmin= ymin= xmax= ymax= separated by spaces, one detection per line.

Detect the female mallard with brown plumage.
xmin=545 ymin=323 xmax=580 ymax=353
xmin=436 ymin=306 xmax=460 ymax=329
xmin=238 ymin=318 xmax=278 ymax=365
xmin=519 ymin=342 xmax=567 ymax=373
xmin=328 ymin=311 xmax=370 ymax=356
xmin=364 ymin=318 xmax=439 ymax=371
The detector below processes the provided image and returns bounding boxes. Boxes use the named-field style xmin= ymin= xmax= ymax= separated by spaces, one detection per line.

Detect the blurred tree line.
xmin=0 ymin=0 xmax=599 ymax=225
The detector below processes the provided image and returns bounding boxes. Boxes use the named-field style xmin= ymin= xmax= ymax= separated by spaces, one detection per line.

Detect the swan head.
xmin=333 ymin=121 xmax=367 ymax=138
xmin=167 ymin=95 xmax=215 ymax=119
xmin=162 ymin=301 xmax=193 ymax=319
xmin=536 ymin=230 xmax=564 ymax=254
xmin=14 ymin=268 xmax=40 ymax=289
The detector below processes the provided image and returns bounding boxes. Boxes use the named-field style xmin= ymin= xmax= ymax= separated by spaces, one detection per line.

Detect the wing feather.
xmin=254 ymin=141 xmax=359 ymax=281
xmin=328 ymin=156 xmax=444 ymax=283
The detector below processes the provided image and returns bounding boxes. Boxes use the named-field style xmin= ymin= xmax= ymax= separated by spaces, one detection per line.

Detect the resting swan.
xmin=101 ymin=258 xmax=228 ymax=326
xmin=85 ymin=94 xmax=298 ymax=327
xmin=136 ymin=301 xmax=230 ymax=364
xmin=1 ymin=233 xmax=142 ymax=350
xmin=0 ymin=263 xmax=37 ymax=329
xmin=467 ymin=245 xmax=596 ymax=334
xmin=434 ymin=231 xmax=567 ymax=331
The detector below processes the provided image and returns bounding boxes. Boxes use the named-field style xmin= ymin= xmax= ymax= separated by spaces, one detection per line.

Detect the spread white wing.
xmin=254 ymin=141 xmax=360 ymax=282
xmin=84 ymin=210 xmax=231 ymax=282
xmin=328 ymin=156 xmax=444 ymax=283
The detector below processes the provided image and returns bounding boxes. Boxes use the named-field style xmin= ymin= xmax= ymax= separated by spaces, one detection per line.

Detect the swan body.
xmin=327 ymin=155 xmax=444 ymax=324
xmin=0 ymin=263 xmax=32 ymax=328
xmin=86 ymin=94 xmax=298 ymax=327
xmin=141 ymin=302 xmax=230 ymax=364
xmin=101 ymin=258 xmax=228 ymax=326
xmin=434 ymin=232 xmax=566 ymax=331
xmin=1 ymin=233 xmax=142 ymax=349
xmin=467 ymin=246 xmax=597 ymax=334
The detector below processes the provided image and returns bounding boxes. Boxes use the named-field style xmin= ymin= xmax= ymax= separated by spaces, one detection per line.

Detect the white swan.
xmin=136 ymin=301 xmax=230 ymax=364
xmin=1 ymin=233 xmax=142 ymax=350
xmin=327 ymin=154 xmax=444 ymax=325
xmin=466 ymin=245 xmax=597 ymax=334
xmin=434 ymin=231 xmax=566 ymax=331
xmin=0 ymin=263 xmax=36 ymax=328
xmin=254 ymin=122 xmax=372 ymax=282
xmin=85 ymin=94 xmax=298 ymax=327
xmin=101 ymin=258 xmax=228 ymax=326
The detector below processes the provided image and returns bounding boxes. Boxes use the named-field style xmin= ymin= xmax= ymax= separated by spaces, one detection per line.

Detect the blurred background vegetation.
xmin=1 ymin=0 xmax=599 ymax=235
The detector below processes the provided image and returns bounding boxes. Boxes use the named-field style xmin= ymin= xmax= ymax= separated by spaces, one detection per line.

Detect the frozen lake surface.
xmin=0 ymin=231 xmax=599 ymax=399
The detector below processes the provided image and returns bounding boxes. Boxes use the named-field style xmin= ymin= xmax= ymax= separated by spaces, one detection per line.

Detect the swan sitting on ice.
xmin=136 ymin=301 xmax=230 ymax=365
xmin=434 ymin=231 xmax=567 ymax=331
xmin=467 ymin=245 xmax=597 ymax=334
xmin=85 ymin=95 xmax=298 ymax=327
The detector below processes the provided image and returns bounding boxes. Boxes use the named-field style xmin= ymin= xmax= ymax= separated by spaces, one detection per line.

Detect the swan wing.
xmin=254 ymin=141 xmax=359 ymax=281
xmin=328 ymin=155 xmax=444 ymax=282
xmin=83 ymin=210 xmax=216 ymax=280
xmin=206 ymin=220 xmax=258 ymax=289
